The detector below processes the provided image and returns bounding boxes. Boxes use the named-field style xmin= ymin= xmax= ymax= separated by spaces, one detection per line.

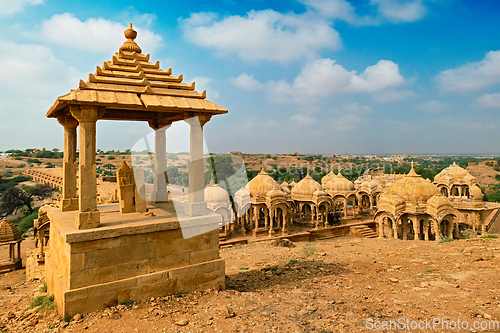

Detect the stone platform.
xmin=45 ymin=202 xmax=224 ymax=317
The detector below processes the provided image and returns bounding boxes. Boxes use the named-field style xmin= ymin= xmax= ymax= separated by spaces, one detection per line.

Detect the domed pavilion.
xmin=323 ymin=172 xmax=356 ymax=218
xmin=291 ymin=170 xmax=332 ymax=229
xmin=204 ymin=179 xmax=233 ymax=238
xmin=244 ymin=166 xmax=290 ymax=236
xmin=433 ymin=163 xmax=487 ymax=233
xmin=0 ymin=217 xmax=23 ymax=271
xmin=375 ymin=163 xmax=456 ymax=241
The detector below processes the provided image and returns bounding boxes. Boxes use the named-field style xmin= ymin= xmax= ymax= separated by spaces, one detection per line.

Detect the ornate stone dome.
xmin=324 ymin=172 xmax=354 ymax=192
xmin=470 ymin=185 xmax=483 ymax=202
xmin=427 ymin=193 xmax=453 ymax=211
xmin=266 ymin=189 xmax=286 ymax=199
xmin=234 ymin=186 xmax=250 ymax=200
xmin=321 ymin=171 xmax=336 ymax=185
xmin=292 ymin=172 xmax=322 ymax=197
xmin=435 ymin=162 xmax=473 ymax=184
xmin=204 ymin=180 xmax=230 ymax=204
xmin=280 ymin=180 xmax=290 ymax=190
xmin=246 ymin=167 xmax=280 ymax=198
xmin=0 ymin=218 xmax=21 ymax=242
xmin=386 ymin=164 xmax=439 ymax=204
xmin=360 ymin=179 xmax=380 ymax=192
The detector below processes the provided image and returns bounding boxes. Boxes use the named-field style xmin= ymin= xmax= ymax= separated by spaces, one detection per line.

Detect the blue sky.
xmin=0 ymin=0 xmax=499 ymax=155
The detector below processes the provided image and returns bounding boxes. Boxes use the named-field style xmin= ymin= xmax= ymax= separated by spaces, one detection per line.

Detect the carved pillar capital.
xmin=57 ymin=114 xmax=79 ymax=129
xmin=148 ymin=118 xmax=172 ymax=131
xmin=70 ymin=105 xmax=105 ymax=123
xmin=184 ymin=115 xmax=212 ymax=128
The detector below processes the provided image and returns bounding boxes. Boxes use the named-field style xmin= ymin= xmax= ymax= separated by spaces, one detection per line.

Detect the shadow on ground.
xmin=225 ymin=259 xmax=351 ymax=292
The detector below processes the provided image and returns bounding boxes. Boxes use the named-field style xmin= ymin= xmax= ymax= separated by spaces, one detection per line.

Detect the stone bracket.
xmin=60 ymin=198 xmax=79 ymax=212
xmin=76 ymin=211 xmax=100 ymax=229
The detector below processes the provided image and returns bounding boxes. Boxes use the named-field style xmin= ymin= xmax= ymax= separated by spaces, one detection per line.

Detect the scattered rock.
xmin=389 ymin=277 xmax=399 ymax=283
xmin=71 ymin=313 xmax=82 ymax=322
xmin=175 ymin=318 xmax=189 ymax=326
xmin=109 ymin=312 xmax=122 ymax=320
xmin=270 ymin=238 xmax=295 ymax=248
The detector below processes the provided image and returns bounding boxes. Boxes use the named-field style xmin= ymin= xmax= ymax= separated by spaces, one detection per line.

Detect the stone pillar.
xmin=434 ymin=220 xmax=441 ymax=242
xmin=57 ymin=115 xmax=79 ymax=212
xmin=402 ymin=218 xmax=408 ymax=240
xmin=150 ymin=126 xmax=170 ymax=203
xmin=282 ymin=212 xmax=288 ymax=236
xmin=268 ymin=210 xmax=275 ymax=237
xmin=413 ymin=220 xmax=420 ymax=241
xmin=240 ymin=212 xmax=246 ymax=236
xmin=184 ymin=116 xmax=211 ymax=216
xmin=378 ymin=219 xmax=384 ymax=238
xmin=343 ymin=201 xmax=347 ymax=219
xmin=264 ymin=210 xmax=269 ymax=230
xmin=253 ymin=206 xmax=259 ymax=236
xmin=423 ymin=219 xmax=429 ymax=241
xmin=393 ymin=222 xmax=398 ymax=239
xmin=70 ymin=105 xmax=104 ymax=229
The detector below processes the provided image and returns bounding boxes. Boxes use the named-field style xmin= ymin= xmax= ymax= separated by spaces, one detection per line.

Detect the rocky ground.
xmin=2 ymin=235 xmax=500 ymax=332
xmin=467 ymin=163 xmax=500 ymax=192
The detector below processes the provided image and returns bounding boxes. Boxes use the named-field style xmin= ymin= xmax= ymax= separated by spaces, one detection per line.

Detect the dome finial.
xmin=407 ymin=160 xmax=418 ymax=177
xmin=259 ymin=162 xmax=267 ymax=174
xmin=119 ymin=22 xmax=142 ymax=54
xmin=209 ymin=171 xmax=215 ymax=185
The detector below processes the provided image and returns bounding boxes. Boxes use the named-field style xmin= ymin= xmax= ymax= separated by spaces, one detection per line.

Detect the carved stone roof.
xmin=386 ymin=163 xmax=439 ymax=204
xmin=434 ymin=162 xmax=478 ymax=186
xmin=205 ymin=180 xmax=230 ymax=204
xmin=46 ymin=23 xmax=227 ymax=124
xmin=245 ymin=167 xmax=280 ymax=199
xmin=0 ymin=218 xmax=21 ymax=242
xmin=292 ymin=171 xmax=323 ymax=199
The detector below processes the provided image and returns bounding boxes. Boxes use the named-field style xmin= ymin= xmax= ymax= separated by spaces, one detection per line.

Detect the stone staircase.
xmin=486 ymin=208 xmax=500 ymax=232
xmin=350 ymin=225 xmax=378 ymax=238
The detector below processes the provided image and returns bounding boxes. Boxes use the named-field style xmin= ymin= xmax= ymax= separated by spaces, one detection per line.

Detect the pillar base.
xmin=60 ymin=198 xmax=79 ymax=212
xmin=184 ymin=201 xmax=207 ymax=217
xmin=151 ymin=191 xmax=170 ymax=203
xmin=76 ymin=211 xmax=100 ymax=229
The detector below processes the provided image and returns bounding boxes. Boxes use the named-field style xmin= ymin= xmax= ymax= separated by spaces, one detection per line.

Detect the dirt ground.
xmin=2 ymin=235 xmax=500 ymax=332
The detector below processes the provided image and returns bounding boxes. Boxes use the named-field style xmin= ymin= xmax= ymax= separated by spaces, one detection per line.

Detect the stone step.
xmin=350 ymin=225 xmax=378 ymax=238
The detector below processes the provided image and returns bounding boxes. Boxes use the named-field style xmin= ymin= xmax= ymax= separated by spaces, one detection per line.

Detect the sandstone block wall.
xmin=45 ymin=211 xmax=224 ymax=317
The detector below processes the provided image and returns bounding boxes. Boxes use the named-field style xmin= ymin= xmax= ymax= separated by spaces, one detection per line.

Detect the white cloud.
xmin=294 ymin=58 xmax=404 ymax=96
xmin=0 ymin=0 xmax=42 ymax=16
xmin=371 ymin=0 xmax=427 ymax=23
xmin=300 ymin=0 xmax=429 ymax=25
xmin=40 ymin=13 xmax=163 ymax=54
xmin=477 ymin=93 xmax=500 ymax=109
xmin=0 ymin=40 xmax=81 ymax=98
xmin=300 ymin=0 xmax=361 ymax=23
xmin=329 ymin=102 xmax=373 ymax=131
xmin=180 ymin=10 xmax=341 ymax=62
xmin=0 ymin=40 xmax=83 ymax=150
xmin=436 ymin=50 xmax=500 ymax=92
xmin=231 ymin=73 xmax=265 ymax=91
xmin=189 ymin=76 xmax=220 ymax=99
xmin=417 ymin=100 xmax=447 ymax=112
xmin=234 ymin=58 xmax=405 ymax=103
xmin=289 ymin=113 xmax=317 ymax=127
xmin=372 ymin=89 xmax=415 ymax=103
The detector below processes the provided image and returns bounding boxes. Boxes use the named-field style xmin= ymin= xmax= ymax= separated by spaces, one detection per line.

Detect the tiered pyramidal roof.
xmin=47 ymin=23 xmax=227 ymax=124
xmin=0 ymin=217 xmax=21 ymax=243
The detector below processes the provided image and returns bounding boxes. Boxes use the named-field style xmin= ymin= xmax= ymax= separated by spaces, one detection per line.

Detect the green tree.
xmin=0 ymin=184 xmax=56 ymax=217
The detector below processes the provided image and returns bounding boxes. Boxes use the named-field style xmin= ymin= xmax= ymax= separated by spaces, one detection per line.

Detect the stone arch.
xmin=375 ymin=212 xmax=396 ymax=239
